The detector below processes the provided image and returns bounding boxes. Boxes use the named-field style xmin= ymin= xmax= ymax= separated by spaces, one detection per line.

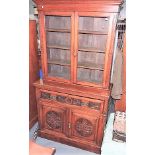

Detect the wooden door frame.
xmin=38 ymin=11 xmax=75 ymax=84
xmin=73 ymin=12 xmax=117 ymax=88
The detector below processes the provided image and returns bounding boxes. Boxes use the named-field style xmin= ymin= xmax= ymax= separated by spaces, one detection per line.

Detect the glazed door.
xmin=39 ymin=12 xmax=116 ymax=87
xmin=40 ymin=12 xmax=74 ymax=83
xmin=74 ymin=12 xmax=116 ymax=88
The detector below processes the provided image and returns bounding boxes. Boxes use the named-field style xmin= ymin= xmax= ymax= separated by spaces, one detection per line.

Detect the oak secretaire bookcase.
xmin=33 ymin=0 xmax=122 ymax=153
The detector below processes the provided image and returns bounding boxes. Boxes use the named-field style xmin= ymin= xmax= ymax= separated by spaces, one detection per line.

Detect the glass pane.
xmin=79 ymin=16 xmax=109 ymax=33
xmin=47 ymin=48 xmax=70 ymax=64
xmin=45 ymin=16 xmax=71 ymax=29
xmin=46 ymin=32 xmax=70 ymax=48
xmin=45 ymin=15 xmax=71 ymax=80
xmin=77 ymin=16 xmax=109 ymax=84
xmin=79 ymin=33 xmax=107 ymax=52
xmin=78 ymin=51 xmax=105 ymax=70
xmin=48 ymin=64 xmax=70 ymax=80
xmin=77 ymin=68 xmax=102 ymax=84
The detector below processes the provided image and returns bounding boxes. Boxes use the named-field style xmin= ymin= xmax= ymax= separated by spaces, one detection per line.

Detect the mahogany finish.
xmin=29 ymin=20 xmax=39 ymax=129
xmin=33 ymin=0 xmax=121 ymax=153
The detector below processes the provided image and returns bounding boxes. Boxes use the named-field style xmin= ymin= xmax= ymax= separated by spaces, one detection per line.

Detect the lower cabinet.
xmin=37 ymin=90 xmax=106 ymax=154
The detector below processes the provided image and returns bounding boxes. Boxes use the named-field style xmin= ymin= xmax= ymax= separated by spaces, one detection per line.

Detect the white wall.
xmin=29 ymin=0 xmax=36 ymax=19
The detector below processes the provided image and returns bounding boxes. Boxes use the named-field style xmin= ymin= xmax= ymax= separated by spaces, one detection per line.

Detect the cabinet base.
xmin=38 ymin=130 xmax=101 ymax=154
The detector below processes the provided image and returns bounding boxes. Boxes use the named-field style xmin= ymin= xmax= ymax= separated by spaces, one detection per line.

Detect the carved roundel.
xmin=46 ymin=111 xmax=62 ymax=130
xmin=75 ymin=118 xmax=94 ymax=137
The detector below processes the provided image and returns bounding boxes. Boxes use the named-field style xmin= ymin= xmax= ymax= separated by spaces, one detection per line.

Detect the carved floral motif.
xmin=41 ymin=92 xmax=101 ymax=110
xmin=46 ymin=111 xmax=62 ymax=130
xmin=75 ymin=118 xmax=94 ymax=137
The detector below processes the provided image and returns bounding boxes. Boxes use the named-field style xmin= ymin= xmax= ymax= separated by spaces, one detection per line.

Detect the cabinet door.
xmin=70 ymin=110 xmax=99 ymax=143
xmin=39 ymin=12 xmax=74 ymax=83
xmin=41 ymin=103 xmax=68 ymax=135
xmin=74 ymin=12 xmax=116 ymax=88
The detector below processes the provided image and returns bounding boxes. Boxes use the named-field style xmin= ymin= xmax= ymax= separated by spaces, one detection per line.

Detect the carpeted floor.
xmin=29 ymin=113 xmax=126 ymax=155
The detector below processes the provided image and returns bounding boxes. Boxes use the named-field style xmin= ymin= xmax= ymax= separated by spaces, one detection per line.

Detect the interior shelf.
xmin=48 ymin=72 xmax=70 ymax=80
xmin=78 ymin=77 xmax=102 ymax=84
xmin=78 ymin=48 xmax=104 ymax=53
xmin=47 ymin=45 xmax=70 ymax=50
xmin=79 ymin=30 xmax=108 ymax=35
xmin=48 ymin=60 xmax=71 ymax=66
xmin=78 ymin=62 xmax=104 ymax=71
xmin=46 ymin=28 xmax=71 ymax=33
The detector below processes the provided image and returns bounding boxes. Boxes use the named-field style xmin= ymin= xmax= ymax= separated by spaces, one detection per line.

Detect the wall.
xmin=29 ymin=0 xmax=37 ymax=19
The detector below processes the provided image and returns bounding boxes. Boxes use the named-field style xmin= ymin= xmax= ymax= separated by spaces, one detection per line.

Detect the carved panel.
xmin=41 ymin=92 xmax=56 ymax=100
xmin=41 ymin=92 xmax=51 ymax=99
xmin=88 ymin=102 xmax=101 ymax=110
xmin=46 ymin=111 xmax=62 ymax=130
xmin=65 ymin=97 xmax=72 ymax=104
xmin=72 ymin=98 xmax=82 ymax=106
xmin=56 ymin=95 xmax=66 ymax=103
xmin=40 ymin=92 xmax=101 ymax=110
xmin=75 ymin=118 xmax=94 ymax=137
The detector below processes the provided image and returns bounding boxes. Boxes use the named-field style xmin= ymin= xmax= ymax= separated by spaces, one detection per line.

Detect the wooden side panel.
xmin=29 ymin=20 xmax=39 ymax=129
xmin=115 ymin=33 xmax=126 ymax=112
xmin=38 ymin=11 xmax=48 ymax=80
xmin=103 ymin=13 xmax=117 ymax=88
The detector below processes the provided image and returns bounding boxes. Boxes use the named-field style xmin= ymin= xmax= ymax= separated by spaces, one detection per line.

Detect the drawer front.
xmin=38 ymin=89 xmax=105 ymax=113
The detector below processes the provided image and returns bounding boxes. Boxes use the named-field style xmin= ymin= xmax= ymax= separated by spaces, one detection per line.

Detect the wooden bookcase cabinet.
xmin=33 ymin=0 xmax=121 ymax=153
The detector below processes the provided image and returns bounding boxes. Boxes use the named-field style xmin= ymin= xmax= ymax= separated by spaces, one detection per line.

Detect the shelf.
xmin=78 ymin=77 xmax=102 ymax=84
xmin=48 ymin=60 xmax=71 ymax=67
xmin=46 ymin=28 xmax=70 ymax=33
xmin=47 ymin=45 xmax=70 ymax=50
xmin=48 ymin=72 xmax=70 ymax=80
xmin=78 ymin=48 xmax=104 ymax=53
xmin=78 ymin=62 xmax=104 ymax=71
xmin=79 ymin=30 xmax=108 ymax=35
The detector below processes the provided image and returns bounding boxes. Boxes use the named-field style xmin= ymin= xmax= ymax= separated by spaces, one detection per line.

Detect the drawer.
xmin=37 ymin=89 xmax=105 ymax=113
